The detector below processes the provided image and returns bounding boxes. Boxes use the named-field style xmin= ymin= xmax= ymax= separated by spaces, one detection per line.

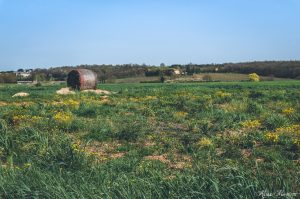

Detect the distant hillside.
xmin=177 ymin=61 xmax=300 ymax=79
xmin=32 ymin=64 xmax=150 ymax=82
xmin=29 ymin=61 xmax=300 ymax=82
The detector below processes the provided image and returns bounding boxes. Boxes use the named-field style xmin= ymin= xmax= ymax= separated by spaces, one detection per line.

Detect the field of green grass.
xmin=106 ymin=73 xmax=289 ymax=84
xmin=0 ymin=81 xmax=300 ymax=198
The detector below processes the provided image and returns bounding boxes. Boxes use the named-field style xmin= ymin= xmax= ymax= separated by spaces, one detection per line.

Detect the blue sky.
xmin=0 ymin=0 xmax=300 ymax=71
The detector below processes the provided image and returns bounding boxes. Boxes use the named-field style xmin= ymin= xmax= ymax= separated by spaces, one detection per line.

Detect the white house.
xmin=16 ymin=69 xmax=33 ymax=78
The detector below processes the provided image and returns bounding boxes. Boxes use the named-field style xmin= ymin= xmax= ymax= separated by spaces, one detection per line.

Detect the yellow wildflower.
xmin=198 ymin=137 xmax=213 ymax=147
xmin=215 ymin=91 xmax=232 ymax=98
xmin=265 ymin=132 xmax=279 ymax=143
xmin=12 ymin=115 xmax=43 ymax=125
xmin=23 ymin=163 xmax=32 ymax=168
xmin=144 ymin=96 xmax=157 ymax=101
xmin=71 ymin=142 xmax=84 ymax=153
xmin=294 ymin=139 xmax=300 ymax=148
xmin=65 ymin=99 xmax=80 ymax=108
xmin=282 ymin=108 xmax=295 ymax=115
xmin=276 ymin=125 xmax=300 ymax=135
xmin=129 ymin=97 xmax=140 ymax=102
xmin=54 ymin=112 xmax=73 ymax=124
xmin=174 ymin=111 xmax=188 ymax=118
xmin=241 ymin=120 xmax=261 ymax=129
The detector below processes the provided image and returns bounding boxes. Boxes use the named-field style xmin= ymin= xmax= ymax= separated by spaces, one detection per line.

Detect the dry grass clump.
xmin=56 ymin=87 xmax=111 ymax=95
xmin=0 ymin=101 xmax=8 ymax=106
xmin=12 ymin=92 xmax=29 ymax=97
xmin=144 ymin=153 xmax=192 ymax=170
xmin=82 ymin=89 xmax=111 ymax=95
xmin=56 ymin=87 xmax=75 ymax=95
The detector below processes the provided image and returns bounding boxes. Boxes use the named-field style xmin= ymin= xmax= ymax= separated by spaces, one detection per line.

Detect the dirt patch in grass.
xmin=0 ymin=101 xmax=8 ymax=106
xmin=216 ymin=148 xmax=225 ymax=156
xmin=145 ymin=155 xmax=171 ymax=164
xmin=124 ymin=112 xmax=135 ymax=116
xmin=12 ymin=102 xmax=34 ymax=107
xmin=292 ymin=159 xmax=300 ymax=165
xmin=143 ymin=140 xmax=156 ymax=147
xmin=255 ymin=158 xmax=265 ymax=164
xmin=110 ymin=152 xmax=126 ymax=159
xmin=164 ymin=175 xmax=177 ymax=180
xmin=84 ymin=141 xmax=124 ymax=161
xmin=241 ymin=149 xmax=252 ymax=158
xmin=150 ymin=120 xmax=189 ymax=133
xmin=99 ymin=96 xmax=111 ymax=104
xmin=144 ymin=153 xmax=192 ymax=170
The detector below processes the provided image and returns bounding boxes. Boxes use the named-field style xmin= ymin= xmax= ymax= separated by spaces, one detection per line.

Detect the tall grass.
xmin=0 ymin=81 xmax=299 ymax=198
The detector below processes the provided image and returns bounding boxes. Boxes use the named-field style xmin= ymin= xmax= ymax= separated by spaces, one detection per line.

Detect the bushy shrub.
xmin=114 ymin=121 xmax=142 ymax=141
xmin=249 ymin=90 xmax=264 ymax=98
xmin=202 ymin=74 xmax=213 ymax=81
xmin=264 ymin=114 xmax=289 ymax=130
xmin=214 ymin=91 xmax=232 ymax=103
xmin=249 ymin=73 xmax=260 ymax=82
xmin=38 ymin=134 xmax=88 ymax=170
xmin=246 ymin=101 xmax=263 ymax=115
xmin=35 ymin=82 xmax=42 ymax=87
xmin=75 ymin=103 xmax=98 ymax=118
xmin=85 ymin=123 xmax=113 ymax=141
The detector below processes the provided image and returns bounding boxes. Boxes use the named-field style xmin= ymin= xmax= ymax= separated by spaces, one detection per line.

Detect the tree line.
xmin=28 ymin=61 xmax=300 ymax=81
xmin=180 ymin=61 xmax=300 ymax=79
xmin=2 ymin=61 xmax=300 ymax=83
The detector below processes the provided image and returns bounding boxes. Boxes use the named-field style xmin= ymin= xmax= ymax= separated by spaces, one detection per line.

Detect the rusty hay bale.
xmin=67 ymin=69 xmax=98 ymax=90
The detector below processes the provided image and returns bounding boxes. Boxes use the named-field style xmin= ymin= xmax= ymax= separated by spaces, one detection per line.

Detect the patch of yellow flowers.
xmin=54 ymin=112 xmax=73 ymax=124
xmin=23 ymin=163 xmax=32 ymax=168
xmin=13 ymin=115 xmax=43 ymax=125
xmin=265 ymin=124 xmax=300 ymax=145
xmin=249 ymin=73 xmax=260 ymax=82
xmin=174 ymin=111 xmax=188 ymax=118
xmin=71 ymin=142 xmax=105 ymax=159
xmin=198 ymin=137 xmax=213 ymax=147
xmin=144 ymin=96 xmax=157 ymax=100
xmin=241 ymin=120 xmax=261 ymax=129
xmin=129 ymin=96 xmax=157 ymax=102
xmin=215 ymin=91 xmax=232 ymax=98
xmin=282 ymin=107 xmax=295 ymax=115
xmin=265 ymin=132 xmax=279 ymax=143
xmin=294 ymin=139 xmax=300 ymax=148
xmin=66 ymin=99 xmax=80 ymax=107
xmin=52 ymin=99 xmax=79 ymax=108
xmin=276 ymin=124 xmax=300 ymax=135
xmin=71 ymin=142 xmax=84 ymax=153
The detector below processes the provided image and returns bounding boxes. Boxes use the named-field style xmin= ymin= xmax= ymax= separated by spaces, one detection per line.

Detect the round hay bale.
xmin=67 ymin=69 xmax=97 ymax=90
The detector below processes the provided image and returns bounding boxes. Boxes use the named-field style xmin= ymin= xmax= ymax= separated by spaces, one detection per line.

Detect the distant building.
xmin=16 ymin=69 xmax=33 ymax=79
xmin=17 ymin=72 xmax=31 ymax=78
xmin=173 ymin=69 xmax=181 ymax=75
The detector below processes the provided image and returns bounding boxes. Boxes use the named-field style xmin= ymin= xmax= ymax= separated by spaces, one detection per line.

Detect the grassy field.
xmin=170 ymin=73 xmax=289 ymax=82
xmin=0 ymin=81 xmax=300 ymax=198
xmin=106 ymin=73 xmax=289 ymax=84
xmin=108 ymin=76 xmax=161 ymax=83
